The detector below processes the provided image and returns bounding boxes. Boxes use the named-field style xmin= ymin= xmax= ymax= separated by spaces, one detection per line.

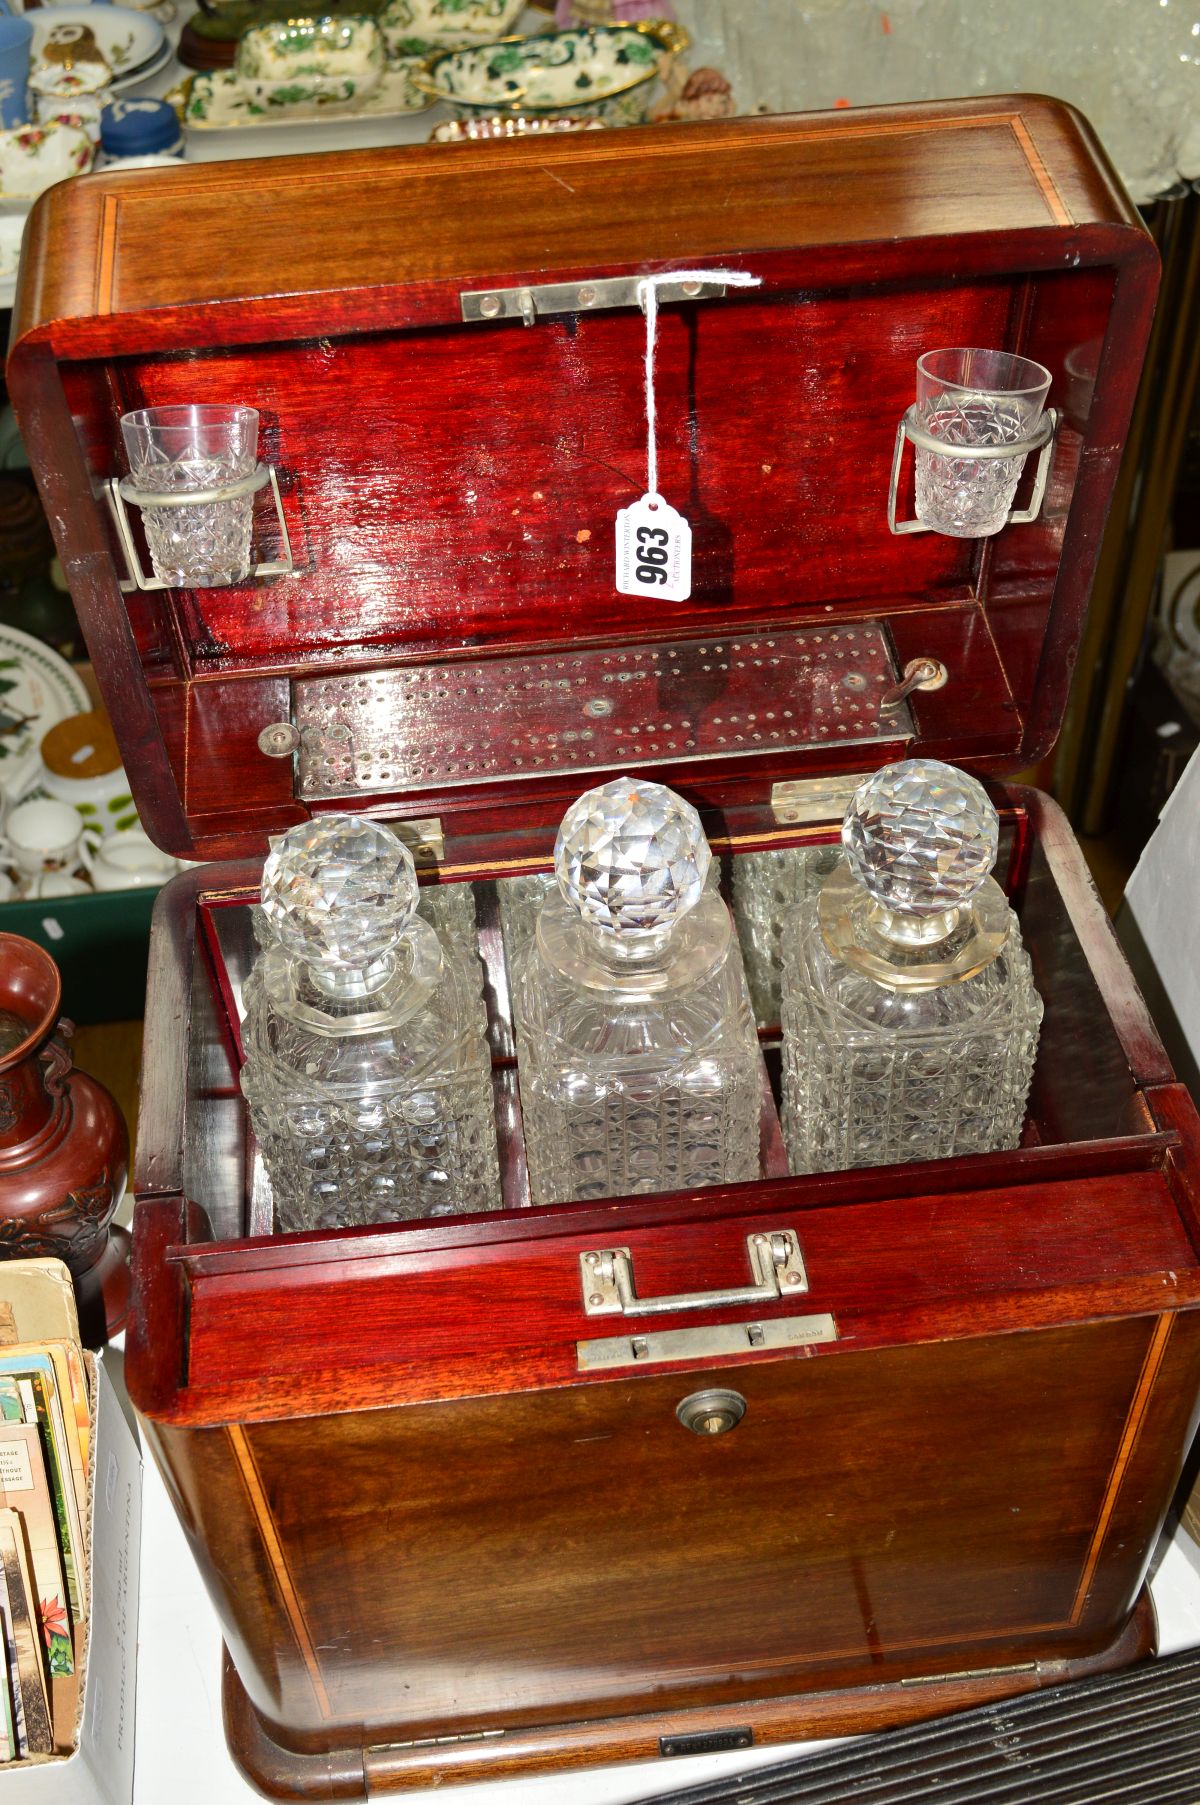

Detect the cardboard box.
xmin=0 ymin=893 xmax=156 ymax=1027
xmin=2 ymin=1356 xmax=141 ymax=1805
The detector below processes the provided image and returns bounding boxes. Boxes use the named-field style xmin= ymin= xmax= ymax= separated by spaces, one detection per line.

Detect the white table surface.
xmin=101 ymin=1332 xmax=1200 ymax=1805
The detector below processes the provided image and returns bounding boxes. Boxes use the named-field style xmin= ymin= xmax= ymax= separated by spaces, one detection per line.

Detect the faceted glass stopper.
xmin=555 ymin=778 xmax=711 ymax=937
xmin=260 ymin=814 xmax=419 ymax=968
xmin=842 ymin=758 xmax=999 ymax=917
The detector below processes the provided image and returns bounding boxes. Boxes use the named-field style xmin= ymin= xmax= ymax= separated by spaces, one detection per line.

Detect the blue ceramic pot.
xmin=0 ymin=12 xmax=31 ymax=129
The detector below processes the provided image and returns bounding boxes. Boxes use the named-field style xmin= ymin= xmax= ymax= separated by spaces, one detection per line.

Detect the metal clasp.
xmin=879 ymin=655 xmax=949 ymax=711
xmin=887 ymin=406 xmax=1058 ymax=536
xmin=580 ymin=1230 xmax=808 ymax=1319
xmin=105 ymin=464 xmax=295 ymax=591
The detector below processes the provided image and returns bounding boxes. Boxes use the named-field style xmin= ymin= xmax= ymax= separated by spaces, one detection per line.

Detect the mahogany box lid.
xmin=6 ymin=97 xmax=1157 ymax=864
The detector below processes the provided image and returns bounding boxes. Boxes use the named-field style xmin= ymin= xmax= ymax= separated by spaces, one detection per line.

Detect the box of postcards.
xmin=0 ymin=1260 xmax=140 ymax=1805
xmin=8 ymin=99 xmax=1200 ymax=1797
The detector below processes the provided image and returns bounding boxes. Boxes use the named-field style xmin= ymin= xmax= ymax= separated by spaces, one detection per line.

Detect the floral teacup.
xmin=0 ymin=796 xmax=90 ymax=885
xmin=0 ymin=120 xmax=94 ymax=198
xmin=90 ymin=828 xmax=178 ymax=891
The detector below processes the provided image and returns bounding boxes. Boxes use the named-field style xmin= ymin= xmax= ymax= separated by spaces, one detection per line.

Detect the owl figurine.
xmin=31 ymin=23 xmax=112 ymax=97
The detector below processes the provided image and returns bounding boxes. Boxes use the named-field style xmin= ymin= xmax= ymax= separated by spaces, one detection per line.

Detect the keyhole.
xmin=676 ymin=1389 xmax=747 ymax=1437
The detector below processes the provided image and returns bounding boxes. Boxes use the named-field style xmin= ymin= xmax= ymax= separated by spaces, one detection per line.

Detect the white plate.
xmin=0 ymin=624 xmax=91 ymax=805
xmin=30 ymin=6 xmax=166 ymax=86
xmin=109 ymin=36 xmax=173 ymax=91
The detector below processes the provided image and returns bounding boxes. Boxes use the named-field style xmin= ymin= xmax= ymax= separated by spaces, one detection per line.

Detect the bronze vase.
xmin=0 ymin=932 xmax=130 ymax=1343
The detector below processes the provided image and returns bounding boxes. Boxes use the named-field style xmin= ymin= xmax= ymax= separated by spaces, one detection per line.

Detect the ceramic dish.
xmin=379 ymin=0 xmax=525 ymax=58
xmin=0 ymin=121 xmax=94 ymax=199
xmin=29 ymin=7 xmax=166 ymax=82
xmin=187 ymin=57 xmax=428 ymax=126
xmin=0 ymin=623 xmax=92 ymax=804
xmin=416 ymin=20 xmax=687 ymax=123
xmin=234 ymin=16 xmax=385 ymax=107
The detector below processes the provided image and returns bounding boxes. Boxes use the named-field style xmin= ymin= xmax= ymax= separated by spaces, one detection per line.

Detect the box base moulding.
xmin=220 ymin=1593 xmax=1157 ymax=1799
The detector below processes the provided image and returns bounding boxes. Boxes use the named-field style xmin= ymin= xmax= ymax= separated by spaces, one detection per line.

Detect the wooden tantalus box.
xmin=10 ymin=98 xmax=1200 ymax=1798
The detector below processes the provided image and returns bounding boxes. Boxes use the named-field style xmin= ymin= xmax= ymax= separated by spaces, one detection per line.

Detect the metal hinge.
xmin=367 ymin=1728 xmax=505 ymax=1752
xmin=771 ymin=772 xmax=873 ymax=826
xmin=383 ymin=815 xmax=445 ymax=868
xmin=461 ymin=275 xmax=728 ymax=326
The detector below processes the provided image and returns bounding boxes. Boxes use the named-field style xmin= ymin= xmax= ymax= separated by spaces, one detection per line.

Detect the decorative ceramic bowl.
xmin=416 ymin=20 xmax=688 ymax=124
xmin=0 ymin=121 xmax=94 ymax=200
xmin=234 ymin=15 xmax=385 ymax=107
xmin=379 ymin=0 xmax=525 ymax=58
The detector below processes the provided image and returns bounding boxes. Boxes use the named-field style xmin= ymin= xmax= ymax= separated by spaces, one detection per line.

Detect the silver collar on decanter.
xmin=818 ymin=865 xmax=1012 ymax=992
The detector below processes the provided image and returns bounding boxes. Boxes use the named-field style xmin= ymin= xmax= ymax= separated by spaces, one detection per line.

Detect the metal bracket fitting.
xmin=106 ymin=464 xmax=295 ymax=591
xmin=887 ymin=406 xmax=1058 ymax=536
xmin=580 ymin=1230 xmax=808 ymax=1319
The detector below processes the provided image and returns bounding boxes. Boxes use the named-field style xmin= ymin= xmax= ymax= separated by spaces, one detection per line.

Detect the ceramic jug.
xmin=0 ymin=932 xmax=129 ymax=1342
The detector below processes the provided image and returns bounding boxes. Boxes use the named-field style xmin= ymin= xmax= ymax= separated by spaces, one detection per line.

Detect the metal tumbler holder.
xmin=887 ymin=406 xmax=1058 ymax=537
xmin=106 ymin=463 xmax=295 ymax=591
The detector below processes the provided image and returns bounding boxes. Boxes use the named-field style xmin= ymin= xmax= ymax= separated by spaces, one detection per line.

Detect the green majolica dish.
xmin=188 ymin=59 xmax=428 ymax=126
xmin=380 ymin=0 xmax=526 ymax=58
xmin=234 ymin=15 xmax=386 ymax=107
xmin=416 ymin=20 xmax=688 ymax=124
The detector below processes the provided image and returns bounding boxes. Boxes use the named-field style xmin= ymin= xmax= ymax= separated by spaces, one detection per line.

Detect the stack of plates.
xmin=29 ymin=7 xmax=172 ymax=98
xmin=0 ymin=624 xmax=92 ymax=809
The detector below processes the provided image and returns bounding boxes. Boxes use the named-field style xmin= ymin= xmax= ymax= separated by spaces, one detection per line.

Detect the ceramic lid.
xmin=100 ymin=98 xmax=182 ymax=156
xmin=40 ymin=709 xmax=122 ymax=781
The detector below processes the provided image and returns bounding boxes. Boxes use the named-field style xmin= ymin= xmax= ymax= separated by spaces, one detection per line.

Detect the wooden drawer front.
xmin=177 ymin=1170 xmax=1198 ymax=1417
xmin=170 ymin=1311 xmax=1197 ymax=1748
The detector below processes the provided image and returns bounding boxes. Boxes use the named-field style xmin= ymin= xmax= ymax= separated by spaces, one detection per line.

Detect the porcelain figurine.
xmin=653 ymin=63 xmax=734 ymax=122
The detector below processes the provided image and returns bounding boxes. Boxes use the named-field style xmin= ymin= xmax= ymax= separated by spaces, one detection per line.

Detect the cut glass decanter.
xmin=239 ymin=814 xmax=501 ymax=1232
xmin=780 ymin=759 xmax=1043 ymax=1173
xmin=514 ymin=778 xmax=762 ymax=1205
xmin=732 ymin=844 xmax=842 ymax=1027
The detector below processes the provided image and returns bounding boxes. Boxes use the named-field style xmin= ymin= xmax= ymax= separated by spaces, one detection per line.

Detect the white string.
xmin=637 ymin=269 xmax=762 ymax=501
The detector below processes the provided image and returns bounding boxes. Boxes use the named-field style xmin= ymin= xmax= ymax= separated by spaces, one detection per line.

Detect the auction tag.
xmin=615 ymin=493 xmax=692 ymax=603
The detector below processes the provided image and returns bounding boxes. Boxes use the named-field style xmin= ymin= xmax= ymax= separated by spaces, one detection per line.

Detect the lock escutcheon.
xmin=676 ymin=1389 xmax=747 ymax=1436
